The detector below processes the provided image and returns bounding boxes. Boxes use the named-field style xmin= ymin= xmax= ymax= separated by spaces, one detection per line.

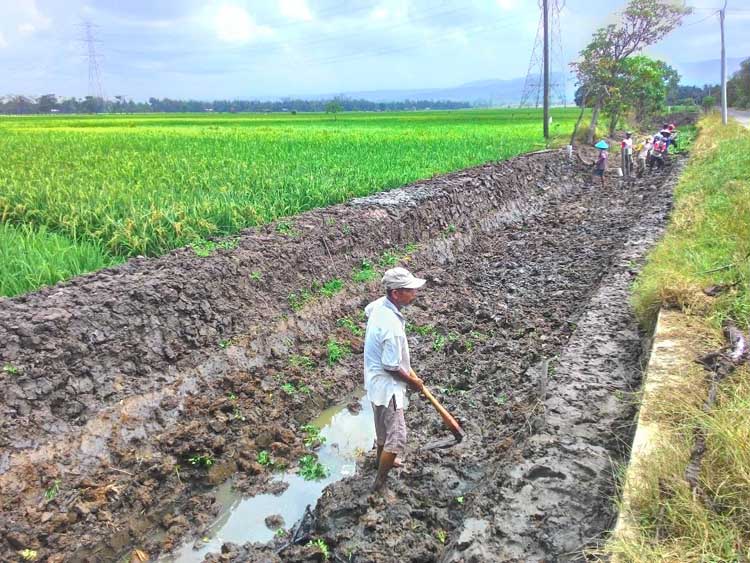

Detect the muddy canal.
xmin=0 ymin=148 xmax=684 ymax=562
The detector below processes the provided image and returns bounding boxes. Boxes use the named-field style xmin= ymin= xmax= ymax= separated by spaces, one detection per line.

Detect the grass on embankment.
xmin=0 ymin=223 xmax=121 ymax=297
xmin=608 ymin=114 xmax=750 ymax=561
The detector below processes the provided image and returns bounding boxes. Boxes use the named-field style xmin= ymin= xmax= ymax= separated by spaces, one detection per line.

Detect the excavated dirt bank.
xmin=0 ymin=149 xmax=682 ymax=562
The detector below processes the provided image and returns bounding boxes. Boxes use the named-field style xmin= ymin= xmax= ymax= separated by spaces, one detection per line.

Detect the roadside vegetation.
xmin=0 ymin=107 xmax=582 ymax=297
xmin=612 ymin=115 xmax=750 ymax=561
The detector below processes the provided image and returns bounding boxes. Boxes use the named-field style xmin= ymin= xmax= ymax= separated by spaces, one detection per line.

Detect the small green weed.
xmin=2 ymin=363 xmax=18 ymax=375
xmin=20 ymin=549 xmax=38 ymax=561
xmin=188 ymin=454 xmax=215 ymax=468
xmin=257 ymin=450 xmax=273 ymax=466
xmin=432 ymin=334 xmax=446 ymax=351
xmin=289 ymin=354 xmax=315 ymax=370
xmin=494 ymin=393 xmax=508 ymax=405
xmin=352 ymin=259 xmax=377 ymax=282
xmin=231 ymin=406 xmax=246 ymax=421
xmin=407 ymin=323 xmax=435 ymax=336
xmin=443 ymin=223 xmax=457 ymax=236
xmin=281 ymin=382 xmax=297 ymax=396
xmin=299 ymin=454 xmax=328 ymax=480
xmin=439 ymin=385 xmax=463 ymax=396
xmin=249 ymin=270 xmax=262 ymax=281
xmin=228 ymin=392 xmax=238 ymax=401
xmin=276 ymin=221 xmax=299 ymax=237
xmin=436 ymin=529 xmax=447 ymax=544
xmin=403 ymin=242 xmax=419 ymax=255
xmin=218 ymin=339 xmax=231 ymax=349
xmin=337 ymin=316 xmax=364 ymax=337
xmin=307 ymin=538 xmax=330 ymax=560
xmin=275 ymin=528 xmax=287 ymax=537
xmin=455 ymin=496 xmax=464 ymax=504
xmin=320 ymin=278 xmax=344 ymax=298
xmin=301 ymin=424 xmax=327 ymax=448
xmin=44 ymin=479 xmax=61 ymax=501
xmin=379 ymin=250 xmax=398 ymax=267
xmin=327 ymin=339 xmax=351 ymax=365
xmin=190 ymin=237 xmax=238 ymax=257
xmin=288 ymin=289 xmax=313 ymax=311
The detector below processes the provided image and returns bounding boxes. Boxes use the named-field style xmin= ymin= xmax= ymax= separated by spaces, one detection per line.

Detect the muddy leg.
xmin=374 ymin=451 xmax=397 ymax=491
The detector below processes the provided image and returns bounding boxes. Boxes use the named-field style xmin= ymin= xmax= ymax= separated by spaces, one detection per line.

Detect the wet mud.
xmin=0 ymin=149 xmax=684 ymax=562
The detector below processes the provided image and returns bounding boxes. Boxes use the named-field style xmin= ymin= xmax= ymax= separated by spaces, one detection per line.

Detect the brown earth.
xmin=0 ymin=147 xmax=683 ymax=563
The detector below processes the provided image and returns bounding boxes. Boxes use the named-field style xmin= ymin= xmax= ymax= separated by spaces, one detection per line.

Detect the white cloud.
xmin=0 ymin=32 xmax=7 ymax=48
xmin=278 ymin=0 xmax=313 ymax=22
xmin=370 ymin=7 xmax=390 ymax=21
xmin=0 ymin=0 xmax=51 ymax=43
xmin=496 ymin=0 xmax=518 ymax=11
xmin=213 ymin=4 xmax=272 ymax=44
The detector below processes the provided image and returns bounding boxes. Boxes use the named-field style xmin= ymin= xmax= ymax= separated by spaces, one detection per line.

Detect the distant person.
xmin=593 ymin=140 xmax=609 ymax=188
xmin=363 ymin=267 xmax=426 ymax=494
xmin=661 ymin=130 xmax=673 ymax=153
xmin=668 ymin=123 xmax=679 ymax=149
xmin=621 ymin=132 xmax=633 ymax=179
xmin=635 ymin=136 xmax=652 ymax=177
xmin=650 ymin=135 xmax=668 ymax=171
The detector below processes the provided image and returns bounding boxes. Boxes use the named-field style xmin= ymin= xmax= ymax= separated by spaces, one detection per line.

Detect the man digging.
xmin=363 ymin=267 xmax=425 ymax=493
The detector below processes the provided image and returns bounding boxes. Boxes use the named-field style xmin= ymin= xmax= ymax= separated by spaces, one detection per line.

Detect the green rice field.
xmin=0 ymin=108 xmax=582 ymax=297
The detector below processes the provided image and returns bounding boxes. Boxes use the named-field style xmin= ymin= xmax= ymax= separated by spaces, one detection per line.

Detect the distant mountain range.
xmin=311 ymin=73 xmax=573 ymax=106
xmin=293 ymin=58 xmax=746 ymax=107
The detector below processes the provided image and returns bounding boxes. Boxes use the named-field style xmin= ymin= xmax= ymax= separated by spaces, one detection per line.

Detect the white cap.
xmin=382 ymin=267 xmax=426 ymax=290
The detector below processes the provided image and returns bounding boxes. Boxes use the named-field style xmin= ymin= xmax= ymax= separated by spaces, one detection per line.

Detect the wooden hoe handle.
xmin=411 ymin=370 xmax=465 ymax=442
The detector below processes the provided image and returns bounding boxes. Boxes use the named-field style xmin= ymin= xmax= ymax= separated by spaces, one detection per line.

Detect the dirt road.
xmin=0 ymin=149 xmax=684 ymax=562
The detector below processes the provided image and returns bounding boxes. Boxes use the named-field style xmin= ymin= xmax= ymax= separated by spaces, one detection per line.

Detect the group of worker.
xmin=592 ymin=123 xmax=679 ymax=187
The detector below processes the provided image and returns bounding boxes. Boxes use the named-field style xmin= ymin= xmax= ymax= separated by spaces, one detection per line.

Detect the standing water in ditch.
xmin=164 ymin=395 xmax=374 ymax=562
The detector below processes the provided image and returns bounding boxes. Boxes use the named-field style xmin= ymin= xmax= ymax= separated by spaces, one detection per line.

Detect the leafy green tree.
xmin=702 ymin=95 xmax=717 ymax=112
xmin=727 ymin=57 xmax=750 ymax=109
xmin=603 ymin=56 xmax=680 ymax=133
xmin=37 ymin=94 xmax=58 ymax=113
xmin=570 ymin=0 xmax=691 ymax=144
xmin=325 ymin=100 xmax=343 ymax=120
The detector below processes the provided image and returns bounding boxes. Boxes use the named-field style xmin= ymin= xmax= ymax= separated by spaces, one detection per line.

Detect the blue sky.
xmin=1 ymin=0 xmax=748 ymax=100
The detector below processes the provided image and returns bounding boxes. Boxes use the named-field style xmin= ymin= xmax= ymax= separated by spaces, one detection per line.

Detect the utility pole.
xmin=720 ymin=0 xmax=728 ymax=125
xmin=543 ymin=0 xmax=550 ymax=139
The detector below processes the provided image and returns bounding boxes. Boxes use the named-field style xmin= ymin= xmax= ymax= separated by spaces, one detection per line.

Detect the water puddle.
xmin=163 ymin=393 xmax=374 ymax=562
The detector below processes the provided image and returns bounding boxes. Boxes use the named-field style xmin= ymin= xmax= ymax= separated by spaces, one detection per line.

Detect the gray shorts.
xmin=372 ymin=396 xmax=407 ymax=455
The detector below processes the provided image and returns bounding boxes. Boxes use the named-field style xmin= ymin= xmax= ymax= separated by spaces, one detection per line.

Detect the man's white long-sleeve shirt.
xmin=363 ymin=296 xmax=411 ymax=410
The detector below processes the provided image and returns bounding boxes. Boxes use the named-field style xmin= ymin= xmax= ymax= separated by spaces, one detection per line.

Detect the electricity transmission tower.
xmin=519 ymin=0 xmax=566 ymax=113
xmin=79 ymin=20 xmax=105 ymax=102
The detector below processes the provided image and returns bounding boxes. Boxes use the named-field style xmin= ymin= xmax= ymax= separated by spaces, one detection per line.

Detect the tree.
xmin=325 ymin=100 xmax=343 ymax=120
xmin=37 ymin=94 xmax=58 ymax=113
xmin=570 ymin=0 xmax=691 ymax=144
xmin=602 ymin=56 xmax=680 ymax=133
xmin=702 ymin=95 xmax=717 ymax=112
xmin=727 ymin=57 xmax=750 ymax=109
